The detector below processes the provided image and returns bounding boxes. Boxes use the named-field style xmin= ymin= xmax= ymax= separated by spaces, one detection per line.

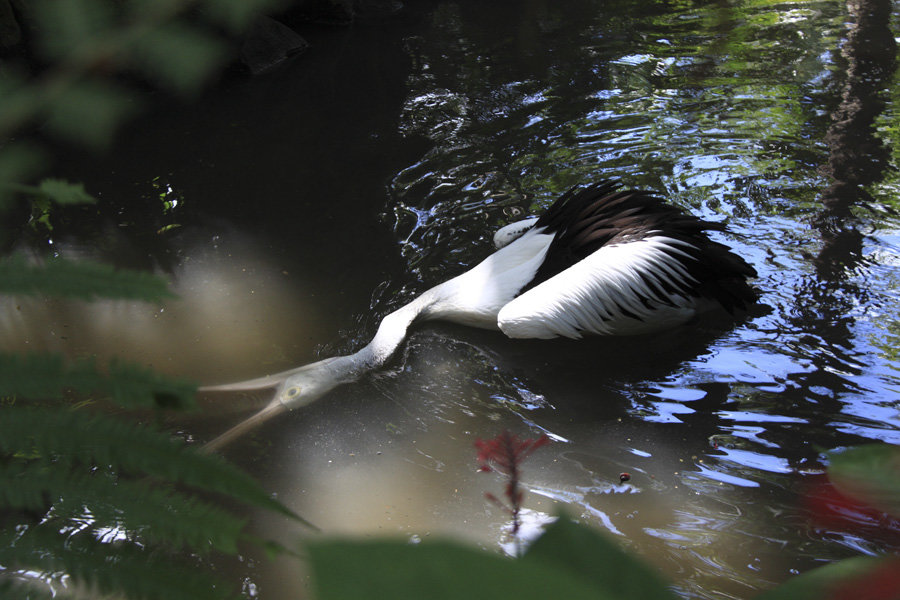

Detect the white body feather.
xmin=429 ymin=228 xmax=705 ymax=339
xmin=424 ymin=227 xmax=554 ymax=328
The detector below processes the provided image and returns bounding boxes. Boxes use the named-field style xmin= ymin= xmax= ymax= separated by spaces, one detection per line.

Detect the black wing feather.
xmin=524 ymin=180 xmax=757 ymax=313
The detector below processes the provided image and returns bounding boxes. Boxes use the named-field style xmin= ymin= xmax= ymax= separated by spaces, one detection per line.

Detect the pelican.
xmin=202 ymin=180 xmax=756 ymax=450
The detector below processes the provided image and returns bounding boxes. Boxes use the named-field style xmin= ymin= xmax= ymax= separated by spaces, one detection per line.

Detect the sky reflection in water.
xmin=376 ymin=0 xmax=900 ymax=596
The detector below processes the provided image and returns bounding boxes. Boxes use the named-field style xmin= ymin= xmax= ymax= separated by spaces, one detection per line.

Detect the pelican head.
xmin=275 ymin=356 xmax=353 ymax=410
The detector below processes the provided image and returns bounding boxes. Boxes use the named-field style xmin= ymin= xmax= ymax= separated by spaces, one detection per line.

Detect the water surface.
xmin=6 ymin=0 xmax=900 ymax=598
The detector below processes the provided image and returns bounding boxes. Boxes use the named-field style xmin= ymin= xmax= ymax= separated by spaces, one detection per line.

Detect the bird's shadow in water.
xmin=403 ymin=308 xmax=743 ymax=421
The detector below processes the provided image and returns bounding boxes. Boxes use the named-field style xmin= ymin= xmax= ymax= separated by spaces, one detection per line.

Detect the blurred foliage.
xmin=308 ymin=478 xmax=899 ymax=600
xmin=307 ymin=381 xmax=897 ymax=600
xmin=0 ymin=269 xmax=303 ymax=598
xmin=827 ymin=444 xmax=900 ymax=518
xmin=310 ymin=387 xmax=898 ymax=599
xmin=0 ymin=352 xmax=191 ymax=406
xmin=307 ymin=517 xmax=654 ymax=600
xmin=0 ymin=0 xmax=302 ymax=598
xmin=0 ymin=254 xmax=176 ymax=300
xmin=0 ymin=0 xmax=285 ymax=216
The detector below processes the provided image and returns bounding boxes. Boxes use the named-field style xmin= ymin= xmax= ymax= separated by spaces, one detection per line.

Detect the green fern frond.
xmin=0 ymin=524 xmax=233 ymax=600
xmin=106 ymin=358 xmax=197 ymax=409
xmin=0 ymin=353 xmax=196 ymax=410
xmin=1 ymin=0 xmax=310 ymax=597
xmin=0 ymin=407 xmax=299 ymax=522
xmin=0 ymin=461 xmax=246 ymax=554
xmin=0 ymin=255 xmax=175 ymax=301
xmin=0 ymin=406 xmax=307 ymax=597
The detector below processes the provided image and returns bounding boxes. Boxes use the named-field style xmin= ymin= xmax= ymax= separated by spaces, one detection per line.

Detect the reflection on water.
xmin=11 ymin=0 xmax=900 ymax=598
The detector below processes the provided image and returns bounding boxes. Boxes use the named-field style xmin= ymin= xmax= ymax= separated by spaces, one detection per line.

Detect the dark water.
xmin=5 ymin=0 xmax=900 ymax=598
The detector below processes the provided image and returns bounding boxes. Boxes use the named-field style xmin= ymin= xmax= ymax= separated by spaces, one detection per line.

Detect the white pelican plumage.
xmin=202 ymin=180 xmax=756 ymax=450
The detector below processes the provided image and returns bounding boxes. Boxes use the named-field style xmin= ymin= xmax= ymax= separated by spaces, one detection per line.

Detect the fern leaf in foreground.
xmin=0 ymin=405 xmax=303 ymax=599
xmin=36 ymin=178 xmax=97 ymax=204
xmin=0 ymin=352 xmax=197 ymax=409
xmin=0 ymin=461 xmax=247 ymax=554
xmin=0 ymin=407 xmax=298 ymax=521
xmin=0 ymin=255 xmax=175 ymax=301
xmin=0 ymin=524 xmax=230 ymax=600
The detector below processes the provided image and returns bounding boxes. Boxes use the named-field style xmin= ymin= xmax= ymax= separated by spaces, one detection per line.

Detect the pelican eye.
xmin=286 ymin=387 xmax=301 ymax=398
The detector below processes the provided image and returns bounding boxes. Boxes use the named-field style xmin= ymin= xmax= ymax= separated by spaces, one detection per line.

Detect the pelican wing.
xmin=497 ymin=236 xmax=702 ymax=338
xmin=496 ymin=181 xmax=758 ymax=339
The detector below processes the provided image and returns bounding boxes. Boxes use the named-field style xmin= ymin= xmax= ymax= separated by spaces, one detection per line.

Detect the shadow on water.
xmin=413 ymin=309 xmax=751 ymax=415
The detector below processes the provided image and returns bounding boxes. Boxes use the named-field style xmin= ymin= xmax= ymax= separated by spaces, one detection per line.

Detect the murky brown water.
xmin=5 ymin=0 xmax=900 ymax=598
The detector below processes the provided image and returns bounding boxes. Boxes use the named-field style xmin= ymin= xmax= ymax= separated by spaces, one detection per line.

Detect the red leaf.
xmin=474 ymin=431 xmax=551 ymax=476
xmin=475 ymin=430 xmax=552 ymax=537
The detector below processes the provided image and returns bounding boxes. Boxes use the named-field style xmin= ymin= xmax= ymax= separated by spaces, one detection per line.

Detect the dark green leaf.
xmin=31 ymin=0 xmax=116 ymax=60
xmin=0 ymin=524 xmax=230 ymax=600
xmin=37 ymin=178 xmax=97 ymax=205
xmin=523 ymin=516 xmax=679 ymax=600
xmin=307 ymin=538 xmax=615 ymax=600
xmin=0 ymin=407 xmax=304 ymax=525
xmin=0 ymin=255 xmax=175 ymax=302
xmin=202 ymin=0 xmax=287 ymax=32
xmin=755 ymin=557 xmax=891 ymax=600
xmin=0 ymin=144 xmax=47 ymax=209
xmin=45 ymin=81 xmax=140 ymax=149
xmin=0 ymin=401 xmax=307 ymax=597
xmin=828 ymin=444 xmax=900 ymax=517
xmin=0 ymin=461 xmax=246 ymax=554
xmin=0 ymin=353 xmax=196 ymax=410
xmin=131 ymin=24 xmax=228 ymax=94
